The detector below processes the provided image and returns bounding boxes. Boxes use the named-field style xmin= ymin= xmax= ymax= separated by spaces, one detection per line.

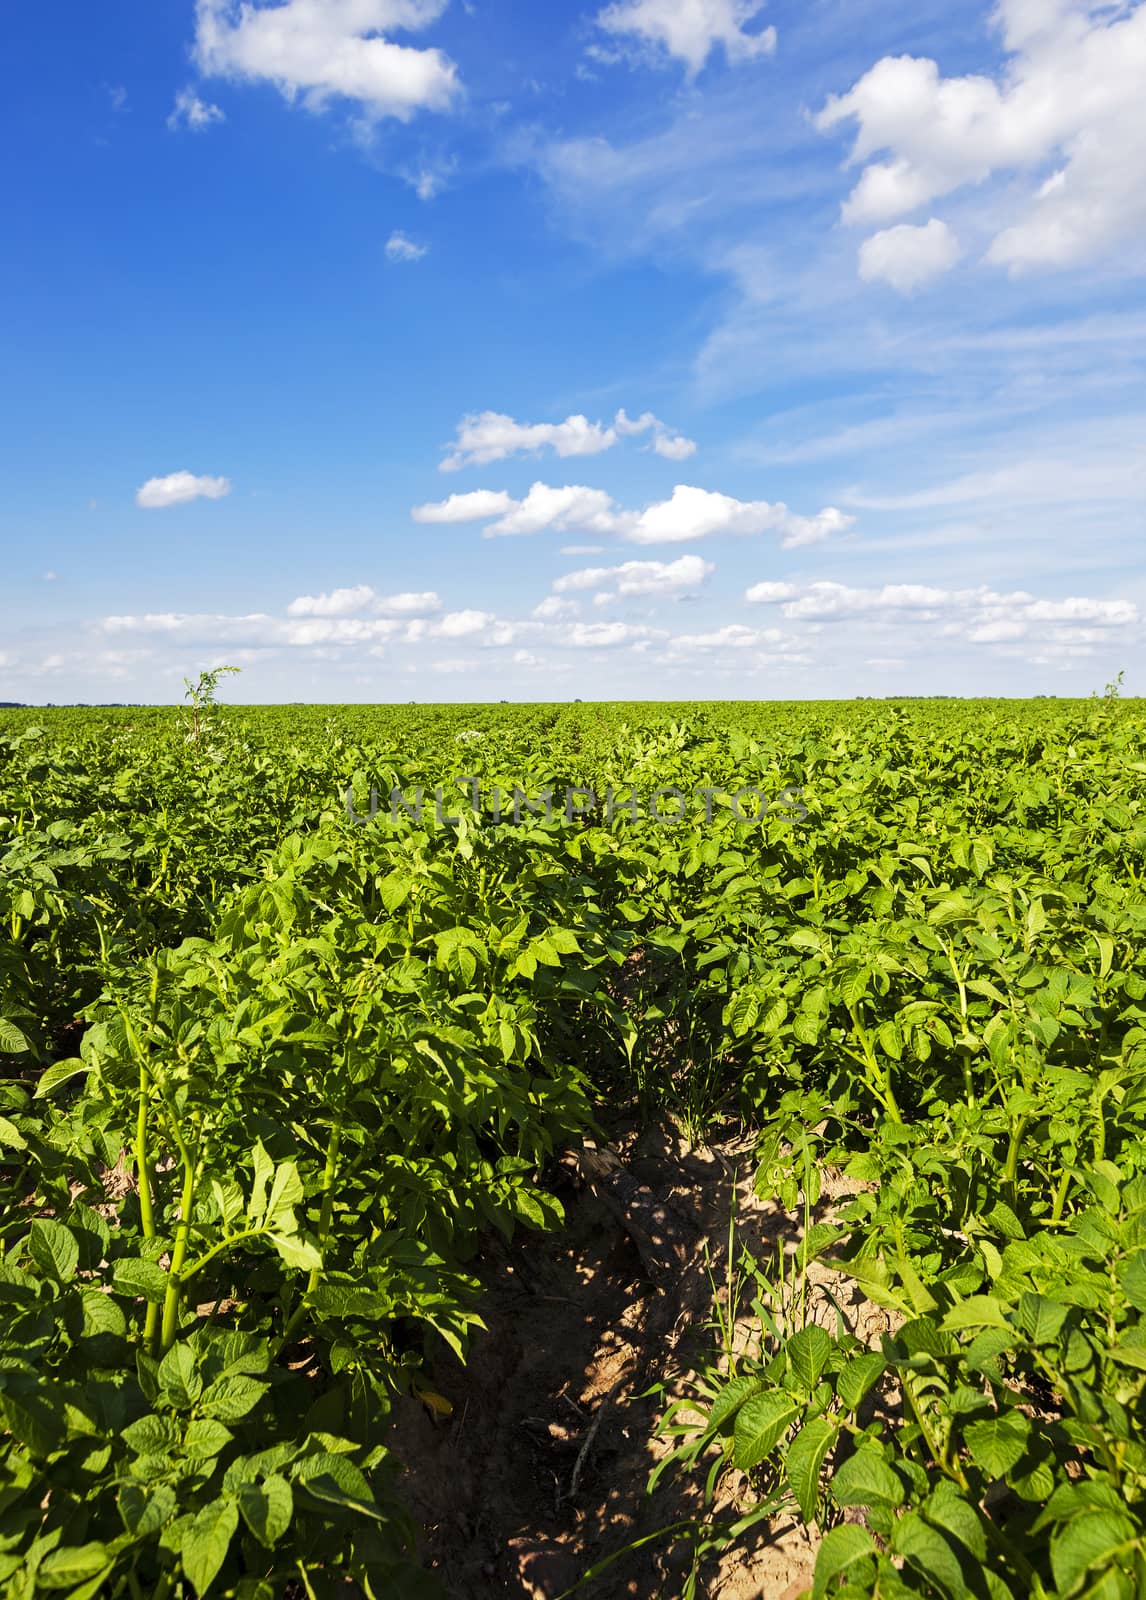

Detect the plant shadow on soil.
xmin=390 ymin=1121 xmax=897 ymax=1600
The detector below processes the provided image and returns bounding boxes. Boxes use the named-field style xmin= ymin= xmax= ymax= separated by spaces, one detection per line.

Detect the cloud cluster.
xmin=96 ymin=604 xmax=668 ymax=657
xmin=413 ymin=484 xmax=619 ymax=537
xmin=440 ymin=407 xmax=695 ymax=470
xmin=553 ymin=554 xmax=714 ymax=599
xmin=818 ymin=0 xmax=1146 ymax=280
xmin=286 ymin=587 xmax=440 ymax=618
xmin=81 ymin=567 xmax=1139 ymax=695
xmin=747 ymin=579 xmax=1139 ymax=656
xmin=596 ymin=0 xmax=776 ymax=75
xmin=413 ymin=480 xmax=851 ymax=547
xmin=193 ymin=0 xmax=460 ymax=123
xmin=135 ymin=471 xmax=231 ymax=509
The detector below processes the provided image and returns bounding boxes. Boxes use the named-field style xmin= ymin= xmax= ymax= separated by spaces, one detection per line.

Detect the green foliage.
xmin=2 ymin=696 xmax=1146 ymax=1594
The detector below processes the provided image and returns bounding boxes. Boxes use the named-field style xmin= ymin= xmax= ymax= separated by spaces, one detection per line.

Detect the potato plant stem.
xmin=159 ymin=1136 xmax=198 ymax=1354
xmin=278 ymin=1113 xmax=343 ymax=1352
xmin=133 ymin=1061 xmax=161 ymax=1353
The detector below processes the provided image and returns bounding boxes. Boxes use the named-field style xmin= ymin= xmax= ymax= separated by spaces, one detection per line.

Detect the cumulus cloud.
xmin=413 ymin=480 xmax=849 ymax=547
xmin=440 ymin=406 xmax=695 ymax=470
xmin=168 ymin=87 xmax=226 ymax=131
xmin=287 ymin=585 xmax=376 ymax=618
xmin=565 ymin=621 xmax=655 ymax=648
xmin=746 ymin=579 xmax=1139 ymax=655
xmin=385 ymin=230 xmax=428 ymax=262
xmin=193 ymin=0 xmax=461 ymax=124
xmin=282 ymin=617 xmax=400 ymax=646
xmin=135 ymin=471 xmax=231 ymax=509
xmin=434 ymin=608 xmax=495 ymax=638
xmin=376 ymin=589 xmax=442 ymax=616
xmin=596 ymin=0 xmax=777 ymax=74
xmin=286 ymin=586 xmax=440 ymax=617
xmin=858 ymin=218 xmax=960 ymax=293
xmin=412 ymin=489 xmax=515 ymax=523
xmin=100 ymin=611 xmax=399 ymax=647
xmin=771 ymin=582 xmax=953 ymax=620
xmin=817 ymin=0 xmax=1146 ymax=274
xmin=670 ymin=623 xmax=784 ymax=651
xmin=628 ymin=485 xmax=853 ymax=548
xmin=490 ymin=484 xmax=620 ymax=538
xmin=744 ymin=581 xmax=798 ymax=603
xmin=443 ymin=412 xmax=614 ymax=470
xmin=415 ymin=483 xmax=620 ymax=538
xmin=653 ymin=431 xmax=698 ymax=461
xmin=553 ymin=554 xmax=714 ymax=597
xmin=533 ymin=596 xmax=580 ymax=620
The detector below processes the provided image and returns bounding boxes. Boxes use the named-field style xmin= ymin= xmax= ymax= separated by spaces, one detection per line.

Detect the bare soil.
xmin=391 ymin=1119 xmax=897 ymax=1600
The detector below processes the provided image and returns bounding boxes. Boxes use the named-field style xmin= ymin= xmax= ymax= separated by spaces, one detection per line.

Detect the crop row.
xmin=1 ymin=697 xmax=1144 ymax=1596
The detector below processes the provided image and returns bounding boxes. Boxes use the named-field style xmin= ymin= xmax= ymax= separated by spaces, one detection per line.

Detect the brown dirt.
xmin=391 ymin=1120 xmax=896 ymax=1600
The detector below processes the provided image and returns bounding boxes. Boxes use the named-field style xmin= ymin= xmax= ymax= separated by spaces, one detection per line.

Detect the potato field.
xmin=2 ymin=696 xmax=1146 ymax=1600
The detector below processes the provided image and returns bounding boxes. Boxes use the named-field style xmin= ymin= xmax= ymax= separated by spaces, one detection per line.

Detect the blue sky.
xmin=2 ymin=0 xmax=1143 ymax=703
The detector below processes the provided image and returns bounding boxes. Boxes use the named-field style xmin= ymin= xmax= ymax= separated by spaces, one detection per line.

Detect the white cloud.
xmin=413 ymin=480 xmax=849 ymax=547
xmin=817 ymin=0 xmax=1146 ymax=274
xmin=653 ymin=432 xmax=698 ymax=460
xmin=412 ymin=489 xmax=515 ymax=523
xmin=168 ymin=87 xmax=226 ymax=131
xmin=561 ymin=544 xmax=606 ymax=556
xmin=376 ymin=590 xmax=442 ymax=616
xmin=283 ymin=617 xmax=399 ymax=646
xmin=628 ymin=485 xmax=853 ymax=548
xmin=670 ymin=623 xmax=782 ymax=651
xmin=286 ymin=586 xmax=441 ymax=618
xmin=135 ymin=471 xmax=231 ymax=509
xmin=845 ymin=445 xmax=1146 ymax=512
xmin=553 ymin=554 xmax=714 ymax=597
xmin=614 ymin=408 xmax=698 ymax=460
xmin=746 ymin=580 xmax=1139 ymax=653
xmin=287 ymin=585 xmax=376 ymax=617
xmin=434 ymin=608 xmax=495 ymax=638
xmin=744 ymin=581 xmax=797 ymax=603
xmin=857 ymin=218 xmax=960 ymax=293
xmin=489 ymin=484 xmax=620 ymax=538
xmin=440 ymin=406 xmax=695 ymax=470
xmin=402 ymin=157 xmax=455 ymax=200
xmin=385 ymin=230 xmax=428 ymax=262
xmin=566 ymin=621 xmax=652 ymax=648
xmin=99 ymin=611 xmax=399 ymax=648
xmin=443 ymin=411 xmax=616 ymax=470
xmin=193 ymin=0 xmax=461 ymax=124
xmin=1025 ymin=596 xmax=1137 ymax=624
xmin=596 ymin=0 xmax=777 ymax=74
xmin=533 ymin=596 xmax=580 ymax=620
